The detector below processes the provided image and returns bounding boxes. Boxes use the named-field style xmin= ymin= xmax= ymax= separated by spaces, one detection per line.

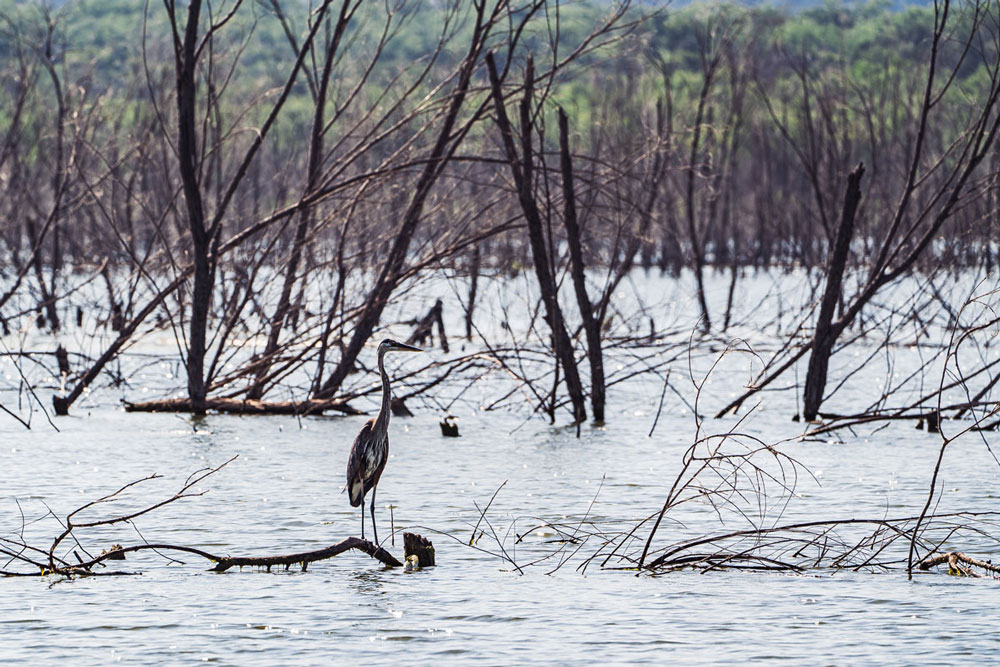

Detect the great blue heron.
xmin=346 ymin=338 xmax=422 ymax=544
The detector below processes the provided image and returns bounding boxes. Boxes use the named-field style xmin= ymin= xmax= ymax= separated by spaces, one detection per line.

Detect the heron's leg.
xmin=360 ymin=490 xmax=366 ymax=540
xmin=370 ymin=485 xmax=379 ymax=546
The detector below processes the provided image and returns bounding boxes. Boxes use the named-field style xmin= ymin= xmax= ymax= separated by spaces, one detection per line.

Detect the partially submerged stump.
xmin=404 ymin=532 xmax=436 ymax=569
xmin=55 ymin=345 xmax=70 ymax=375
xmin=407 ymin=298 xmax=448 ymax=352
xmin=440 ymin=415 xmax=460 ymax=437
xmin=926 ymin=410 xmax=941 ymax=434
xmin=391 ymin=397 xmax=413 ymax=417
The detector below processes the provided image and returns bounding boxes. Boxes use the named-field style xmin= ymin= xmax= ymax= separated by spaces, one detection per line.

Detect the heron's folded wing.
xmin=346 ymin=419 xmax=374 ymax=506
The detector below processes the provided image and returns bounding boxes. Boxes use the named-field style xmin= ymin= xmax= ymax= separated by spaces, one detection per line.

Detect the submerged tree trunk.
xmin=802 ymin=162 xmax=864 ymax=421
xmin=558 ymin=108 xmax=604 ymax=422
xmin=685 ymin=62 xmax=717 ymax=335
xmin=465 ymin=244 xmax=480 ymax=340
xmin=174 ymin=0 xmax=212 ymax=414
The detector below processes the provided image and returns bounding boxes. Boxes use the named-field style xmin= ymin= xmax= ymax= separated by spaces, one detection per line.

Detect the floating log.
xmin=403 ymin=532 xmax=435 ymax=569
xmin=124 ymin=397 xmax=363 ymax=416
xmin=212 ymin=537 xmax=402 ymax=572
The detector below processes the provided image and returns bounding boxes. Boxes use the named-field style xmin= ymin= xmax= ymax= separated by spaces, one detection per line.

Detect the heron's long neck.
xmin=375 ymin=349 xmax=391 ymax=429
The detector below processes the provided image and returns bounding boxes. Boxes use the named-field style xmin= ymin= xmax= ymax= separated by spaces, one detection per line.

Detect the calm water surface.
xmin=3 ymin=400 xmax=999 ymax=664
xmin=2 ymin=271 xmax=999 ymax=663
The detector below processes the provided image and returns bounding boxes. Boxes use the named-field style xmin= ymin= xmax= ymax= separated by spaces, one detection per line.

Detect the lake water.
xmin=2 ymin=269 xmax=999 ymax=663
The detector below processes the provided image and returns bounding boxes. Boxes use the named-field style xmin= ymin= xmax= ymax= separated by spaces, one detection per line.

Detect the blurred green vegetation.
xmin=0 ymin=1 xmax=950 ymax=93
xmin=0 ymin=0 xmax=985 ymax=163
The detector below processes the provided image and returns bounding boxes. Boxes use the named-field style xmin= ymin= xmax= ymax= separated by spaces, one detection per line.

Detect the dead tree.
xmin=168 ymin=0 xmax=213 ymax=413
xmin=246 ymin=0 xmax=360 ymax=400
xmin=685 ymin=56 xmax=717 ymax=333
xmin=485 ymin=53 xmax=587 ymax=423
xmin=407 ymin=298 xmax=448 ymax=353
xmin=718 ymin=0 xmax=1000 ymax=419
xmin=162 ymin=0 xmax=334 ymax=413
xmin=314 ymin=0 xmax=540 ymax=402
xmin=558 ymin=107 xmax=604 ymax=422
xmin=465 ymin=244 xmax=481 ymax=340
xmin=802 ymin=163 xmax=865 ymax=421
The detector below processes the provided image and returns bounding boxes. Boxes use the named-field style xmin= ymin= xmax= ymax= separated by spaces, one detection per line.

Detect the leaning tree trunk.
xmin=485 ymin=54 xmax=587 ymax=423
xmin=315 ymin=2 xmax=491 ymax=400
xmin=802 ymin=162 xmax=865 ymax=421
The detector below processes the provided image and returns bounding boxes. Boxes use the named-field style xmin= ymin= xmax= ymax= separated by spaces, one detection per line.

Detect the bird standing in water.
xmin=346 ymin=338 xmax=422 ymax=545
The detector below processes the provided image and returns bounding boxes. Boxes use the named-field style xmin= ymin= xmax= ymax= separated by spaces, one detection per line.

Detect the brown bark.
xmin=212 ymin=536 xmax=403 ymax=571
xmin=802 ymin=162 xmax=865 ymax=421
xmin=685 ymin=55 xmax=718 ymax=335
xmin=465 ymin=244 xmax=480 ymax=340
xmin=403 ymin=532 xmax=436 ymax=568
xmin=558 ymin=108 xmax=604 ymax=422
xmin=171 ymin=0 xmax=211 ymax=414
xmin=406 ymin=298 xmax=448 ymax=352
xmin=123 ymin=396 xmax=362 ymax=416
xmin=247 ymin=1 xmax=356 ymax=400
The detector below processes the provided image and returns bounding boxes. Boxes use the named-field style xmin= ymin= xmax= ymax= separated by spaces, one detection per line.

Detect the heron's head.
xmin=378 ymin=338 xmax=423 ymax=354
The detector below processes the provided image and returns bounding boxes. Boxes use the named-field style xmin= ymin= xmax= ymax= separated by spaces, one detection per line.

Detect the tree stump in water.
xmin=391 ymin=397 xmax=413 ymax=417
xmin=55 ymin=345 xmax=70 ymax=375
xmin=927 ymin=410 xmax=941 ymax=434
xmin=407 ymin=299 xmax=448 ymax=352
xmin=440 ymin=415 xmax=459 ymax=437
xmin=404 ymin=532 xmax=435 ymax=570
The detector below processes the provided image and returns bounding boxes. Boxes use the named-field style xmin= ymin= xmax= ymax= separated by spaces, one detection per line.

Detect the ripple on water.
xmin=4 ymin=323 xmax=1000 ymax=663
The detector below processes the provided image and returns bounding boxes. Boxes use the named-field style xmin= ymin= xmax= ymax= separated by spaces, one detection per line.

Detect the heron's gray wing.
xmin=346 ymin=419 xmax=374 ymax=507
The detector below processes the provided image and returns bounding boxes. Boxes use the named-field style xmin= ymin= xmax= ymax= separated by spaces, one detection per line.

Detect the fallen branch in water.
xmin=211 ymin=537 xmax=403 ymax=571
xmin=1 ymin=458 xmax=420 ymax=578
xmin=2 ymin=537 xmax=405 ymax=577
xmin=918 ymin=551 xmax=1000 ymax=578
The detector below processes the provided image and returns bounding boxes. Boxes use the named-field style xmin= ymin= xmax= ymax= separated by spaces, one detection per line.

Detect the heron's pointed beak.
xmin=396 ymin=342 xmax=423 ymax=352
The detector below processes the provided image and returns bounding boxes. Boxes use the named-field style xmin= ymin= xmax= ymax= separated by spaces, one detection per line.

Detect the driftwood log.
xmin=123 ymin=397 xmax=362 ymax=416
